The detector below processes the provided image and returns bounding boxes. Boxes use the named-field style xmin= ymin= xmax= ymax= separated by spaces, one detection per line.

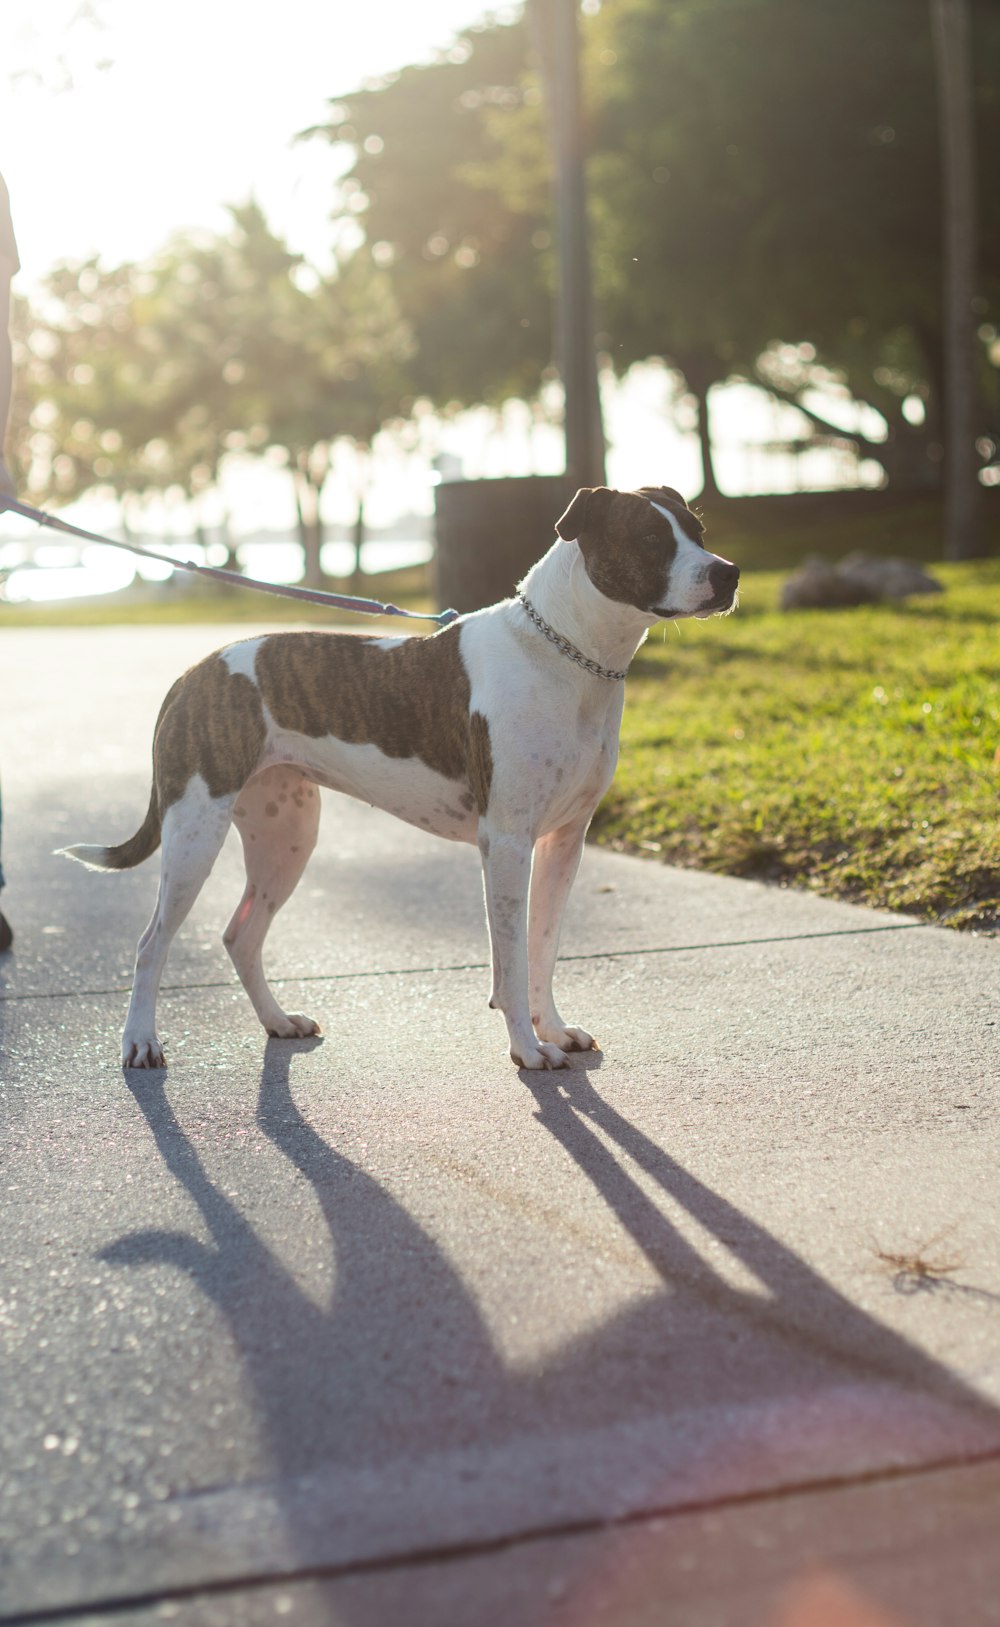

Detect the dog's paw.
xmin=265 ymin=1013 xmax=323 ymax=1040
xmin=539 ymin=1024 xmax=599 ymax=1053
xmin=511 ymin=1040 xmax=572 ymax=1071
xmin=552 ymin=1028 xmax=598 ymax=1054
xmin=122 ymin=1038 xmax=166 ymax=1069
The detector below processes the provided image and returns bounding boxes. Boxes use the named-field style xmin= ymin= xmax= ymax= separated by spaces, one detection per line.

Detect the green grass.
xmin=594 ymin=559 xmax=1000 ymax=932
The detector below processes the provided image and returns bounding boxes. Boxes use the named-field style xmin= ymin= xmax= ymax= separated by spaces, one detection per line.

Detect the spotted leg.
xmin=224 ymin=766 xmax=322 ymax=1039
xmin=528 ymin=818 xmax=599 ymax=1053
xmin=123 ymin=778 xmax=236 ymax=1069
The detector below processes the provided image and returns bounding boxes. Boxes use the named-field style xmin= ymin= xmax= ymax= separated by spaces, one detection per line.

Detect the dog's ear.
xmin=638 ymin=484 xmax=705 ymax=537
xmin=638 ymin=484 xmax=688 ymax=510
xmin=555 ymin=486 xmax=614 ymax=541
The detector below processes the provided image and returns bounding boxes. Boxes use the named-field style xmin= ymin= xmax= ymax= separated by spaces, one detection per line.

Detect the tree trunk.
xmin=909 ymin=312 xmax=948 ymax=469
xmin=680 ymin=357 xmax=722 ymax=501
xmin=293 ymin=468 xmax=325 ymax=589
xmin=219 ymin=510 xmax=240 ymax=574
xmin=930 ymin=0 xmax=984 ymax=558
xmin=694 ymin=383 xmax=720 ymax=501
xmin=530 ymin=0 xmax=606 ymax=489
xmin=351 ymin=491 xmax=365 ymax=588
xmin=349 ymin=443 xmax=371 ymax=587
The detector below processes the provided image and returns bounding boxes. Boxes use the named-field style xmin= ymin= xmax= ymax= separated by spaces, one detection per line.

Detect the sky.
xmin=1 ymin=0 xmax=512 ymax=282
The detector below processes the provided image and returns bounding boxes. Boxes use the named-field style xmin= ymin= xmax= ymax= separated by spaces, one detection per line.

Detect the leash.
xmin=0 ymin=495 xmax=460 ymax=625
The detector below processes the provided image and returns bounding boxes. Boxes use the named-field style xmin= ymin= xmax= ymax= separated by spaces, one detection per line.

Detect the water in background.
xmin=0 ymin=532 xmax=433 ymax=605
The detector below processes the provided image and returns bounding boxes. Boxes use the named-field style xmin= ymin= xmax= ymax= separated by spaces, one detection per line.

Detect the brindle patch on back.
xmin=256 ymin=623 xmax=487 ymax=796
xmin=155 ymin=656 xmax=267 ymax=812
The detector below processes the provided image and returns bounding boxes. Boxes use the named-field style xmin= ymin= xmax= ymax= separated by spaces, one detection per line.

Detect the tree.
xmin=214 ymin=206 xmax=414 ymax=586
xmin=321 ymin=0 xmax=1000 ymax=504
xmin=306 ymin=17 xmax=554 ymax=411
xmin=931 ymin=0 xmax=985 ymax=557
xmin=10 ymin=256 xmax=195 ymax=522
xmin=295 ymin=245 xmax=415 ymax=582
xmin=13 ymin=205 xmax=415 ymax=586
xmin=585 ymin=0 xmax=999 ymax=496
xmin=529 ymin=0 xmax=606 ymax=486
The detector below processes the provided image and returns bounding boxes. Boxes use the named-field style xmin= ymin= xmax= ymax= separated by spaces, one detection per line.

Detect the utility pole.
xmin=930 ymin=0 xmax=984 ymax=558
xmin=531 ymin=0 xmax=606 ymax=490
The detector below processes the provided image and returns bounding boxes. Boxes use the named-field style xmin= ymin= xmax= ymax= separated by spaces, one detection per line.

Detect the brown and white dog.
xmin=61 ymin=485 xmax=739 ymax=1071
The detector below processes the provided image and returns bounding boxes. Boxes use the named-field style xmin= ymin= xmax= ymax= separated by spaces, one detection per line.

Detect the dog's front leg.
xmin=528 ymin=818 xmax=599 ymax=1054
xmin=479 ymin=826 xmax=569 ymax=1070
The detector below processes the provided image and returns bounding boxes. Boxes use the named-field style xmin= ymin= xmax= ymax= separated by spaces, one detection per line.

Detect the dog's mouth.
xmin=652 ymin=588 xmax=739 ymax=620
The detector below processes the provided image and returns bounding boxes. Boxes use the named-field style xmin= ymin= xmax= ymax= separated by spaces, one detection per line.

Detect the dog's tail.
xmin=57 ymin=783 xmax=161 ymax=872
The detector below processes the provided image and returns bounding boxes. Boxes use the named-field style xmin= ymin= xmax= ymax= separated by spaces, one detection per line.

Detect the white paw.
xmin=265 ymin=1013 xmax=323 ymax=1040
xmin=554 ymin=1025 xmax=599 ymax=1053
xmin=510 ymin=1040 xmax=571 ymax=1071
xmin=123 ymin=1038 xmax=166 ymax=1069
xmin=533 ymin=1020 xmax=599 ymax=1053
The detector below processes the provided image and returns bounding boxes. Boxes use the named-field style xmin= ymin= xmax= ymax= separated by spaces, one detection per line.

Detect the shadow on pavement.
xmin=99 ymin=1047 xmax=1000 ymax=1620
xmin=106 ymin=1043 xmax=505 ymax=1478
xmin=525 ymin=1072 xmax=1000 ymax=1409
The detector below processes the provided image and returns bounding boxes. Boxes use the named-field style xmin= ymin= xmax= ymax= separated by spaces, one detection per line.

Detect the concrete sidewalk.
xmin=0 ymin=625 xmax=998 ymax=1625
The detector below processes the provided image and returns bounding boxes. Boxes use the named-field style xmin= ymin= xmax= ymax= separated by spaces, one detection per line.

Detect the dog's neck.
xmin=516 ymin=540 xmax=653 ymax=677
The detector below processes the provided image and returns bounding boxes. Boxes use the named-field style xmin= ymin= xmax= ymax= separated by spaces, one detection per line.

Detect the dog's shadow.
xmin=107 ymin=1041 xmax=506 ymax=1477
xmin=102 ymin=1046 xmax=1000 ymax=1615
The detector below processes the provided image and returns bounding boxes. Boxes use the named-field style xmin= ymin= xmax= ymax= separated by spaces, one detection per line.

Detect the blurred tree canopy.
xmin=305 ymin=15 xmax=554 ymax=410
xmin=14 ymin=206 xmax=413 ymax=583
xmin=9 ymin=0 xmax=1000 ymax=574
xmin=315 ymin=0 xmax=1000 ymax=494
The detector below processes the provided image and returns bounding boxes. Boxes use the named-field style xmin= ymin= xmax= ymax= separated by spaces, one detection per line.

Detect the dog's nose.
xmin=708 ymin=559 xmax=740 ymax=596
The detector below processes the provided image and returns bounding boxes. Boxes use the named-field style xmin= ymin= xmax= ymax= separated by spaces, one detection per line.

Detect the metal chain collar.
xmin=516 ymin=592 xmax=629 ymax=682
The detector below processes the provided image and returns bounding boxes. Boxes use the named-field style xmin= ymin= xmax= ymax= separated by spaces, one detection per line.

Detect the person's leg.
xmin=0 ymin=776 xmax=11 ymax=952
xmin=0 ymin=173 xmax=19 ymax=501
xmin=1 ymin=177 xmax=17 ymax=951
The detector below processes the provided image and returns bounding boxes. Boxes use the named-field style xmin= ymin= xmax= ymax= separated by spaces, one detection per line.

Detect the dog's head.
xmin=555 ymin=484 xmax=739 ymax=620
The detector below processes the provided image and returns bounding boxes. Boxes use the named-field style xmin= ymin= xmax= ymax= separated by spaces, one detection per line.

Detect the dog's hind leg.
xmin=527 ymin=818 xmax=598 ymax=1054
xmin=224 ymin=766 xmax=322 ymax=1040
xmin=123 ymin=778 xmax=236 ymax=1069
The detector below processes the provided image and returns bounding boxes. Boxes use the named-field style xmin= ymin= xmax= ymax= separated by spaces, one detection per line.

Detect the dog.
xmin=61 ymin=485 xmax=739 ymax=1071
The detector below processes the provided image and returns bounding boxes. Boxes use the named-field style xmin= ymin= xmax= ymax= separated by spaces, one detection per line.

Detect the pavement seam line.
xmin=5 ymin=1443 xmax=1000 ymax=1626
xmin=0 ymin=921 xmax=930 ymax=1006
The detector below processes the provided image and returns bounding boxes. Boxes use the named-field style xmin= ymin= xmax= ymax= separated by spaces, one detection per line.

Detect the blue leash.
xmin=0 ymin=495 xmax=460 ymax=625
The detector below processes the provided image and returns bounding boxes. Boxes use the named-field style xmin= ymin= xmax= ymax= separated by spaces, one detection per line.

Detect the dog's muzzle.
xmin=653 ymin=558 xmax=740 ymax=618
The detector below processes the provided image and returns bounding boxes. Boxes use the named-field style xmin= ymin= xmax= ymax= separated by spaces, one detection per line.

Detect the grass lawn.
xmin=595 ymin=559 xmax=1000 ymax=932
